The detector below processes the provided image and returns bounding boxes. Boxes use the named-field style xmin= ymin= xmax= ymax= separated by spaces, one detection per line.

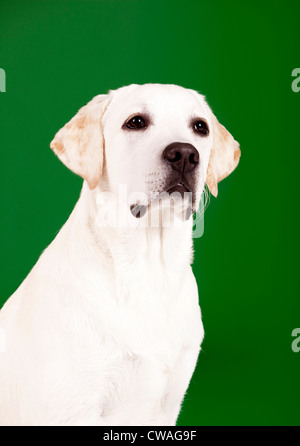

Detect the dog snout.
xmin=163 ymin=142 xmax=199 ymax=173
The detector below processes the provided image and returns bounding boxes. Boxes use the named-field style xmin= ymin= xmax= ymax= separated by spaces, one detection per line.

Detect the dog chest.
xmin=92 ymin=263 xmax=203 ymax=424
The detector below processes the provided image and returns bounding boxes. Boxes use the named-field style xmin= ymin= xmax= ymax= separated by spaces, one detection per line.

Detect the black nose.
xmin=163 ymin=142 xmax=199 ymax=173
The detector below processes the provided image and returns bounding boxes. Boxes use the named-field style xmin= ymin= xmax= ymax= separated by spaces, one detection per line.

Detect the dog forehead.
xmin=104 ymin=83 xmax=209 ymax=124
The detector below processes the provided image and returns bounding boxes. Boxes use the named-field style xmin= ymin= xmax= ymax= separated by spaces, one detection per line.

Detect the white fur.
xmin=0 ymin=84 xmax=240 ymax=425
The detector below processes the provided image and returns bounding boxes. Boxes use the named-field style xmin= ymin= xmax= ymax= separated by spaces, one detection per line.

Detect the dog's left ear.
xmin=50 ymin=94 xmax=110 ymax=189
xmin=206 ymin=113 xmax=241 ymax=197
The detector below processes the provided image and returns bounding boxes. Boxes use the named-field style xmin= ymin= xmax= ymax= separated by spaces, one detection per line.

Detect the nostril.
xmin=173 ymin=151 xmax=181 ymax=162
xmin=189 ymin=152 xmax=199 ymax=165
xmin=163 ymin=148 xmax=182 ymax=162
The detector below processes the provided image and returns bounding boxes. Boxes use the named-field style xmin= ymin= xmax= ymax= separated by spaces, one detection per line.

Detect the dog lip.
xmin=166 ymin=182 xmax=191 ymax=194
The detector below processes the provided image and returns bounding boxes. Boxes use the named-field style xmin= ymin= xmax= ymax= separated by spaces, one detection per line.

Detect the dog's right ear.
xmin=50 ymin=94 xmax=110 ymax=189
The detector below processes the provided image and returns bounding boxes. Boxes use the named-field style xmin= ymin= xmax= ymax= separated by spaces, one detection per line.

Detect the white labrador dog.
xmin=0 ymin=84 xmax=240 ymax=426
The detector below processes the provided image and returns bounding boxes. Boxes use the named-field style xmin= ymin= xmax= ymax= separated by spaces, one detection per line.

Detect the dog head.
xmin=51 ymin=84 xmax=240 ymax=218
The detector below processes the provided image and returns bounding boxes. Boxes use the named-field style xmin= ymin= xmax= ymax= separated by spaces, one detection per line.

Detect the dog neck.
xmin=52 ymin=182 xmax=195 ymax=302
xmin=86 ymin=182 xmax=194 ymax=263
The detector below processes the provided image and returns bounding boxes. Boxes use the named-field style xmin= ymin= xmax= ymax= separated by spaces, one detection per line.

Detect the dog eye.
xmin=125 ymin=115 xmax=147 ymax=130
xmin=192 ymin=120 xmax=209 ymax=136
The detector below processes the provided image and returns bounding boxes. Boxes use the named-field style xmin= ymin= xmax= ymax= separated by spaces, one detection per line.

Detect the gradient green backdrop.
xmin=1 ymin=0 xmax=299 ymax=426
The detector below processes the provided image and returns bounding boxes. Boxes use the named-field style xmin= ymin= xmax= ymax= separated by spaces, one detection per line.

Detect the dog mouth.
xmin=129 ymin=182 xmax=194 ymax=219
xmin=166 ymin=182 xmax=190 ymax=196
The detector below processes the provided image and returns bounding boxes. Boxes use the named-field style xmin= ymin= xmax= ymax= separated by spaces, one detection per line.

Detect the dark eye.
xmin=125 ymin=115 xmax=147 ymax=130
xmin=193 ymin=119 xmax=209 ymax=136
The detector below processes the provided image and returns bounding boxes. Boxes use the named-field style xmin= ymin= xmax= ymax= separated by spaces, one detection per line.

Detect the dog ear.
xmin=50 ymin=94 xmax=110 ymax=189
xmin=206 ymin=113 xmax=241 ymax=197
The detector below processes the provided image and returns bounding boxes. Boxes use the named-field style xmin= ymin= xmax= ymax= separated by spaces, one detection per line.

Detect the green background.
xmin=0 ymin=0 xmax=299 ymax=426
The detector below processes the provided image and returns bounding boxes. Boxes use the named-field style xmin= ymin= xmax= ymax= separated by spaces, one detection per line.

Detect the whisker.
xmin=196 ymin=184 xmax=210 ymax=219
